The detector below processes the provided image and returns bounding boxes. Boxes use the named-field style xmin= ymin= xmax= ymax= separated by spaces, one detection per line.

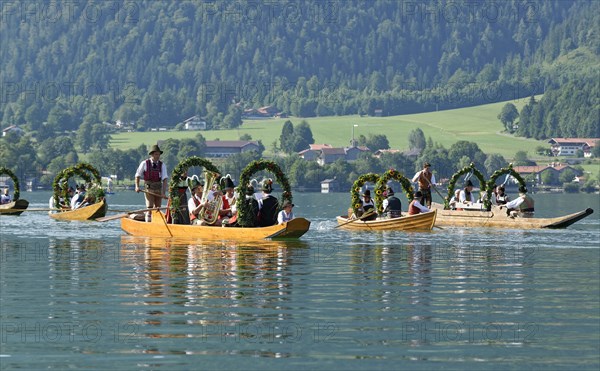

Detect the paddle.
xmin=141 ymin=189 xmax=169 ymax=200
xmin=96 ymin=207 xmax=166 ymax=222
xmin=0 ymin=207 xmax=59 ymax=213
xmin=420 ymin=171 xmax=445 ymax=200
xmin=334 ymin=209 xmax=376 ymax=229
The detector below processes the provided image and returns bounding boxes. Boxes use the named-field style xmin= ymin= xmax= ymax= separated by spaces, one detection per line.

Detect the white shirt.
xmin=459 ymin=190 xmax=475 ymax=203
xmin=277 ymin=210 xmax=294 ymax=224
xmin=135 ymin=160 xmax=168 ymax=181
xmin=0 ymin=194 xmax=10 ymax=204
xmin=504 ymin=196 xmax=525 ymax=209
xmin=411 ymin=170 xmax=436 ymax=185
xmin=70 ymin=192 xmax=85 ymax=209
xmin=411 ymin=199 xmax=430 ymax=213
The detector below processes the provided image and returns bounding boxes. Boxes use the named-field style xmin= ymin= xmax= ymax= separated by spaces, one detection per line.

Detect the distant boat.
xmin=336 ymin=210 xmax=437 ymax=231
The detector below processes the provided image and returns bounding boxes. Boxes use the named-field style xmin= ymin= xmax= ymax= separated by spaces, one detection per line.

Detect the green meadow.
xmin=110 ymin=96 xmax=546 ymax=160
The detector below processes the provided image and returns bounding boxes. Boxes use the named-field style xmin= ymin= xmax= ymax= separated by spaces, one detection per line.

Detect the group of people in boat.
xmin=48 ymin=183 xmax=98 ymax=212
xmin=135 ymin=144 xmax=295 ymax=227
xmin=356 ymin=161 xmax=535 ymax=220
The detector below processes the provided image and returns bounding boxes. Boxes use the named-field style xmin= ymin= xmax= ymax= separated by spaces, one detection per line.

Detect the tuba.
xmin=199 ymin=170 xmax=223 ymax=224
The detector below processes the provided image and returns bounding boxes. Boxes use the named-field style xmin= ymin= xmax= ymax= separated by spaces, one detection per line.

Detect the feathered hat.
xmin=220 ymin=174 xmax=235 ymax=190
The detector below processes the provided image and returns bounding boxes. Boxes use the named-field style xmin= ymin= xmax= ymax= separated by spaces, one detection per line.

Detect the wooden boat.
xmin=49 ymin=199 xmax=108 ymax=221
xmin=0 ymin=199 xmax=29 ymax=216
xmin=430 ymin=202 xmax=594 ymax=229
xmin=121 ymin=210 xmax=311 ymax=240
xmin=336 ymin=210 xmax=437 ymax=231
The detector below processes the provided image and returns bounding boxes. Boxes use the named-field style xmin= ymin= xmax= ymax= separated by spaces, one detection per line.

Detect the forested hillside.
xmin=1 ymin=0 xmax=598 ymax=138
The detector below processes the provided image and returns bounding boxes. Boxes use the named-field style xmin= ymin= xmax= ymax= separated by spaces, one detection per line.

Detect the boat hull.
xmin=431 ymin=203 xmax=594 ymax=229
xmin=336 ymin=210 xmax=437 ymax=231
xmin=121 ymin=210 xmax=311 ymax=240
xmin=49 ymin=199 xmax=108 ymax=221
xmin=0 ymin=199 xmax=29 ymax=216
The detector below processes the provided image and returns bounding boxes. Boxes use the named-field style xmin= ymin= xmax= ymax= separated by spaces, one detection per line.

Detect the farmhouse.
xmin=548 ymin=138 xmax=599 ymax=157
xmin=184 ymin=116 xmax=207 ymax=130
xmin=204 ymin=140 xmax=260 ymax=158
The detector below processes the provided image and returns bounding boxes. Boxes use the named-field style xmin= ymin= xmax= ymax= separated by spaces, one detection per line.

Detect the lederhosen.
xmin=417 ymin=171 xmax=433 ymax=205
xmin=144 ymin=159 xmax=163 ymax=192
xmin=384 ymin=196 xmax=402 ymax=218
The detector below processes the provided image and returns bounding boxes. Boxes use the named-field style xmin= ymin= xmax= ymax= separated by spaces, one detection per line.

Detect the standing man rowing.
xmin=411 ymin=162 xmax=436 ymax=208
xmin=135 ymin=144 xmax=168 ymax=222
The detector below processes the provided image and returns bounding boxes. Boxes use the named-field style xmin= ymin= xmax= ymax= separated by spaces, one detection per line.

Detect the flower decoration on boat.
xmin=446 ymin=162 xmax=487 ymax=210
xmin=486 ymin=163 xmax=528 ymax=206
xmin=0 ymin=167 xmax=21 ymax=201
xmin=350 ymin=173 xmax=380 ymax=216
xmin=52 ymin=162 xmax=103 ymax=209
xmin=373 ymin=169 xmax=414 ymax=214
xmin=169 ymin=156 xmax=220 ymax=215
xmin=237 ymin=160 xmax=292 ymax=227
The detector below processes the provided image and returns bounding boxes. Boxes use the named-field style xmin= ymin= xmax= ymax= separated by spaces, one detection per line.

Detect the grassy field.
xmin=110 ymin=95 xmax=546 ymax=160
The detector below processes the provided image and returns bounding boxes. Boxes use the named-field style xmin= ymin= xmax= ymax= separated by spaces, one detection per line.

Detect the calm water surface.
xmin=1 ymin=191 xmax=599 ymax=370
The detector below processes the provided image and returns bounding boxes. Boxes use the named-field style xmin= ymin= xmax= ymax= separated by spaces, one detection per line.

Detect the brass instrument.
xmin=199 ymin=171 xmax=223 ymax=224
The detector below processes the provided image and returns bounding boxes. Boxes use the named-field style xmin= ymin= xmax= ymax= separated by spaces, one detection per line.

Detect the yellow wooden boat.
xmin=336 ymin=210 xmax=437 ymax=231
xmin=430 ymin=203 xmax=594 ymax=229
xmin=121 ymin=210 xmax=311 ymax=240
xmin=49 ymin=199 xmax=108 ymax=221
xmin=0 ymin=199 xmax=29 ymax=216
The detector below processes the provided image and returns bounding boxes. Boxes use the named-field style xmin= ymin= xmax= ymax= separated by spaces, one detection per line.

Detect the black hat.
xmin=245 ymin=185 xmax=255 ymax=196
xmin=148 ymin=144 xmax=163 ymax=155
xmin=220 ymin=175 xmax=235 ymax=190
xmin=518 ymin=186 xmax=527 ymax=194
xmin=282 ymin=200 xmax=294 ymax=208
xmin=187 ymin=176 xmax=204 ymax=192
xmin=414 ymin=191 xmax=423 ymax=198
xmin=465 ymin=180 xmax=474 ymax=187
xmin=362 ymin=189 xmax=371 ymax=197
xmin=385 ymin=187 xmax=394 ymax=196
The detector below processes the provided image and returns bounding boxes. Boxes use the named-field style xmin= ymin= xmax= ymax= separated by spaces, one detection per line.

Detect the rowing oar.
xmin=421 ymin=171 xmax=445 ymax=200
xmin=334 ymin=209 xmax=376 ymax=229
xmin=0 ymin=207 xmax=60 ymax=213
xmin=140 ymin=189 xmax=169 ymax=200
xmin=96 ymin=207 xmax=167 ymax=222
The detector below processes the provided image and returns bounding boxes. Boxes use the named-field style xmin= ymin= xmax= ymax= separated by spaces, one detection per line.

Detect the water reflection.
xmin=119 ymin=236 xmax=310 ymax=347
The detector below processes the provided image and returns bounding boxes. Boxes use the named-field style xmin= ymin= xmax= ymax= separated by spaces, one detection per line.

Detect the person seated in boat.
xmin=493 ymin=185 xmax=510 ymax=205
xmin=242 ymin=183 xmax=259 ymax=227
xmin=219 ymin=175 xmax=237 ymax=219
xmin=357 ymin=189 xmax=377 ymax=221
xmin=257 ymin=179 xmax=279 ymax=227
xmin=70 ymin=184 xmax=87 ymax=209
xmin=382 ymin=187 xmax=402 ymax=218
xmin=50 ymin=186 xmax=75 ymax=211
xmin=187 ymin=177 xmax=212 ymax=225
xmin=1 ymin=188 xmax=11 ymax=204
xmin=277 ymin=200 xmax=295 ymax=225
xmin=457 ymin=180 xmax=475 ymax=210
xmin=408 ymin=191 xmax=431 ymax=215
xmin=167 ymin=171 xmax=190 ymax=224
xmin=448 ymin=189 xmax=461 ymax=210
xmin=500 ymin=186 xmax=535 ymax=218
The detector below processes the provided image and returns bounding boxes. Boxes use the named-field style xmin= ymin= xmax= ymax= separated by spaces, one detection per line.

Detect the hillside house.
xmin=548 ymin=138 xmax=599 ymax=157
xmin=513 ymin=163 xmax=578 ymax=184
xmin=2 ymin=125 xmax=24 ymax=137
xmin=204 ymin=140 xmax=260 ymax=158
xmin=184 ymin=116 xmax=207 ymax=130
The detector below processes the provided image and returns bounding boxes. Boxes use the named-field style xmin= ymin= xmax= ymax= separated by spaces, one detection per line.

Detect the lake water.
xmin=1 ymin=191 xmax=599 ymax=370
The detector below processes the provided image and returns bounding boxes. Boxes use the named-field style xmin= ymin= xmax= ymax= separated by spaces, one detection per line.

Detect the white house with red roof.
xmin=548 ymin=138 xmax=599 ymax=157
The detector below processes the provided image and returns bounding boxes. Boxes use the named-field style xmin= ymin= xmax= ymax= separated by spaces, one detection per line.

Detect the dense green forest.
xmin=1 ymin=0 xmax=598 ymax=137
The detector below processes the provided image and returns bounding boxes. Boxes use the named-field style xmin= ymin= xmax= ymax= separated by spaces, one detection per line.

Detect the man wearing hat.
xmin=219 ymin=175 xmax=236 ymax=219
xmin=411 ymin=162 xmax=436 ymax=207
xmin=408 ymin=191 xmax=431 ymax=215
xmin=382 ymin=187 xmax=402 ymax=218
xmin=502 ymin=186 xmax=535 ymax=218
xmin=257 ymin=178 xmax=279 ymax=227
xmin=359 ymin=189 xmax=377 ymax=221
xmin=277 ymin=200 xmax=295 ymax=225
xmin=458 ymin=180 xmax=475 ymax=205
xmin=242 ymin=183 xmax=259 ymax=227
xmin=135 ymin=144 xmax=168 ymax=222
xmin=187 ymin=176 xmax=210 ymax=225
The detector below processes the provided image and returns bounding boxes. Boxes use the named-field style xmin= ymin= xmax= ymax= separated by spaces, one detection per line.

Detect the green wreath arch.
xmin=350 ymin=173 xmax=380 ymax=216
xmin=0 ymin=167 xmax=21 ymax=201
xmin=486 ymin=163 xmax=528 ymax=203
xmin=236 ymin=160 xmax=292 ymax=227
xmin=374 ymin=169 xmax=415 ymax=214
xmin=446 ymin=163 xmax=487 ymax=210
xmin=52 ymin=163 xmax=103 ymax=208
xmin=168 ymin=156 xmax=221 ymax=213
